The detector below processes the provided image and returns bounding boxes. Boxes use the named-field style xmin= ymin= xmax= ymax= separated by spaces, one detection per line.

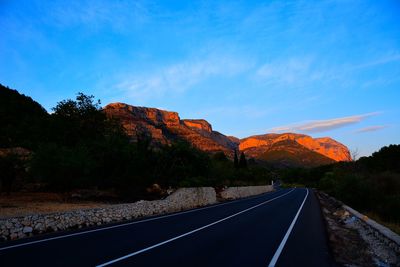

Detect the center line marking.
xmin=96 ymin=188 xmax=296 ymax=267
xmin=0 ymin=189 xmax=285 ymax=252
xmin=267 ymin=188 xmax=309 ymax=267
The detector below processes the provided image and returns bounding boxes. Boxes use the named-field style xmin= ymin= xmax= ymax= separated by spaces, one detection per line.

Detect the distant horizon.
xmin=1 ymin=1 xmax=399 ymax=157
xmin=3 ymin=82 xmax=396 ymax=159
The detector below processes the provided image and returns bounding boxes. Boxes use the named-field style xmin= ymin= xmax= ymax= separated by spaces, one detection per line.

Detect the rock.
xmin=22 ymin=226 xmax=33 ymax=233
xmin=182 ymin=119 xmax=212 ymax=132
xmin=18 ymin=232 xmax=26 ymax=239
xmin=22 ymin=220 xmax=31 ymax=226
xmin=0 ymin=186 xmax=272 ymax=242
xmin=10 ymin=233 xmax=18 ymax=240
xmin=220 ymin=186 xmax=273 ymax=200
xmin=34 ymin=223 xmax=44 ymax=232
xmin=239 ymin=133 xmax=351 ymax=166
xmin=103 ymin=103 xmax=237 ymax=155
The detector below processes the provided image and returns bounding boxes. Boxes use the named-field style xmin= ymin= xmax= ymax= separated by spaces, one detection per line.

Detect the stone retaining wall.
xmin=219 ymin=185 xmax=273 ymax=200
xmin=0 ymin=185 xmax=271 ymax=242
xmin=0 ymin=187 xmax=217 ymax=241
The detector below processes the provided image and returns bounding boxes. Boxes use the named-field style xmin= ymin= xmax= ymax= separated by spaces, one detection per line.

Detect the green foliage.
xmin=281 ymin=144 xmax=400 ymax=223
xmin=258 ymin=139 xmax=334 ymax=168
xmin=0 ymin=84 xmax=49 ymax=149
xmin=31 ymin=144 xmax=95 ymax=191
xmin=239 ymin=152 xmax=248 ymax=169
xmin=0 ymin=153 xmax=22 ymax=193
xmin=233 ymin=149 xmax=239 ymax=169
xmin=1 ymin=86 xmax=274 ymax=200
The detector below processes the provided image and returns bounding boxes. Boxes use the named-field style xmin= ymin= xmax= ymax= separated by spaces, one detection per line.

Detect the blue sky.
xmin=1 ymin=0 xmax=399 ymax=157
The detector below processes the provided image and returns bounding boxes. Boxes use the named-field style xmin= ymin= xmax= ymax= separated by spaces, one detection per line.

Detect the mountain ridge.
xmin=103 ymin=102 xmax=351 ymax=166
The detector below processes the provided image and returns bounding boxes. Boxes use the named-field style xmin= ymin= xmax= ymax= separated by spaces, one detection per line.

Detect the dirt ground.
xmin=0 ymin=192 xmax=110 ymax=219
xmin=316 ymin=191 xmax=400 ymax=267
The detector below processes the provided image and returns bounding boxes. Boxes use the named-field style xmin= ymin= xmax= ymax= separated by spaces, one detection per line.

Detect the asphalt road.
xmin=0 ymin=188 xmax=334 ymax=266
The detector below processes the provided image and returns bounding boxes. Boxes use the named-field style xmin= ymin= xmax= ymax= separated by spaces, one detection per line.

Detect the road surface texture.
xmin=0 ymin=188 xmax=335 ymax=266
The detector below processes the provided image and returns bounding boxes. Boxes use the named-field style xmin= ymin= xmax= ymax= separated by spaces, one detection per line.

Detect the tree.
xmin=0 ymin=154 xmax=19 ymax=194
xmin=233 ymin=149 xmax=239 ymax=169
xmin=350 ymin=148 xmax=359 ymax=161
xmin=0 ymin=84 xmax=48 ymax=149
xmin=239 ymin=152 xmax=248 ymax=169
xmin=50 ymin=93 xmax=108 ymax=146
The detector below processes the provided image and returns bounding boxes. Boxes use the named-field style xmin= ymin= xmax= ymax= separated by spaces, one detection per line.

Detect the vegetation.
xmin=281 ymin=144 xmax=400 ymax=224
xmin=0 ymin=84 xmax=48 ymax=149
xmin=0 ymin=85 xmax=272 ymax=200
xmin=2 ymin=84 xmax=398 ymax=229
xmin=258 ymin=139 xmax=334 ymax=168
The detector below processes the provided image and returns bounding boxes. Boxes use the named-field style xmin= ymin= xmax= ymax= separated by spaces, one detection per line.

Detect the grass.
xmin=281 ymin=183 xmax=305 ymax=188
xmin=364 ymin=212 xmax=400 ymax=235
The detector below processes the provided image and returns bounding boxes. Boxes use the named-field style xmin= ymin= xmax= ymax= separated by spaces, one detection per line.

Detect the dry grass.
xmin=0 ymin=192 xmax=110 ymax=219
xmin=364 ymin=212 xmax=400 ymax=235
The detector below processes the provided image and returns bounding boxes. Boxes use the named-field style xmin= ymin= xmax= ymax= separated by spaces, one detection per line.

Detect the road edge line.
xmin=267 ymin=188 xmax=309 ymax=267
xmin=0 ymin=189 xmax=284 ymax=252
xmin=96 ymin=188 xmax=296 ymax=267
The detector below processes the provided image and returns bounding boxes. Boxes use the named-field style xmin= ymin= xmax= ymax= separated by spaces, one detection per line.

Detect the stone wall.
xmin=0 ymin=187 xmax=216 ymax=241
xmin=0 ymin=186 xmax=271 ymax=242
xmin=219 ymin=185 xmax=273 ymax=200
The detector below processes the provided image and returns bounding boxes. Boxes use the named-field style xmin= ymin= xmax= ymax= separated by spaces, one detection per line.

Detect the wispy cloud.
xmin=115 ymin=54 xmax=252 ymax=101
xmin=270 ymin=112 xmax=381 ymax=133
xmin=44 ymin=1 xmax=150 ymax=32
xmin=352 ymin=53 xmax=400 ymax=70
xmin=255 ymin=57 xmax=314 ymax=85
xmin=354 ymin=125 xmax=388 ymax=133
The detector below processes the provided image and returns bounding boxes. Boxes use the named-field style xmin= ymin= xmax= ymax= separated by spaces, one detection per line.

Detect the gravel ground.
xmin=316 ymin=191 xmax=400 ymax=267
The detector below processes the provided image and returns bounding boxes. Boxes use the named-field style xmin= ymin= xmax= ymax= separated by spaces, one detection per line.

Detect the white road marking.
xmin=0 ymin=189 xmax=286 ymax=252
xmin=96 ymin=188 xmax=296 ymax=267
xmin=267 ymin=188 xmax=309 ymax=267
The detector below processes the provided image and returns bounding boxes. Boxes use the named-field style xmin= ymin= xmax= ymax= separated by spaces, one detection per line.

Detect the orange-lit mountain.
xmin=239 ymin=133 xmax=351 ymax=167
xmin=104 ymin=103 xmax=237 ymax=154
xmin=240 ymin=133 xmax=351 ymax=162
xmin=104 ymin=103 xmax=351 ymax=166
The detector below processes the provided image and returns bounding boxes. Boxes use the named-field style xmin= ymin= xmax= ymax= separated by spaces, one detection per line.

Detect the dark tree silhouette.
xmin=239 ymin=152 xmax=248 ymax=169
xmin=233 ymin=149 xmax=239 ymax=169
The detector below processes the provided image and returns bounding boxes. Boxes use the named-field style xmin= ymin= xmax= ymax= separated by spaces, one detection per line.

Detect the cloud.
xmin=270 ymin=112 xmax=381 ymax=133
xmin=115 ymin=55 xmax=252 ymax=101
xmin=256 ymin=57 xmax=314 ymax=85
xmin=354 ymin=125 xmax=388 ymax=133
xmin=352 ymin=53 xmax=400 ymax=70
xmin=43 ymin=1 xmax=149 ymax=32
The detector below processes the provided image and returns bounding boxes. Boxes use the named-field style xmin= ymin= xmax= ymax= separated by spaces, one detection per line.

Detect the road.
xmin=0 ymin=188 xmax=334 ymax=266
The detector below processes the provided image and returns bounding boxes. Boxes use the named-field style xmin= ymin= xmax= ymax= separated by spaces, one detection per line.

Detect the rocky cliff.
xmin=104 ymin=103 xmax=351 ymax=166
xmin=103 ymin=103 xmax=237 ymax=154
xmin=239 ymin=133 xmax=351 ymax=162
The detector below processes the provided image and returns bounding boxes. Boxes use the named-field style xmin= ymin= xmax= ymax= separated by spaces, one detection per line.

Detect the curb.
xmin=343 ymin=205 xmax=400 ymax=247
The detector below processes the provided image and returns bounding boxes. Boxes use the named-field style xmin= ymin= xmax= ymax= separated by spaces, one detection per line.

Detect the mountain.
xmin=103 ymin=103 xmax=237 ymax=155
xmin=0 ymin=84 xmax=49 ymax=148
xmin=239 ymin=133 xmax=351 ymax=163
xmin=0 ymin=82 xmax=351 ymax=168
xmin=104 ymin=103 xmax=351 ymax=167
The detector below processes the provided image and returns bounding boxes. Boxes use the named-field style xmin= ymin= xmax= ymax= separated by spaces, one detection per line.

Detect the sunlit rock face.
xmin=103 ymin=103 xmax=237 ymax=154
xmin=239 ymin=133 xmax=351 ymax=162
xmin=182 ymin=119 xmax=212 ymax=133
xmin=104 ymin=103 xmax=351 ymax=164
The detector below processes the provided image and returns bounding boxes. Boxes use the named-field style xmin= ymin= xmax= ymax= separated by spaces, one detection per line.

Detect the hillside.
xmin=103 ymin=103 xmax=238 ymax=155
xmin=0 ymin=85 xmax=351 ymax=168
xmin=104 ymin=103 xmax=351 ymax=166
xmin=252 ymin=139 xmax=335 ymax=168
xmin=0 ymin=84 xmax=49 ymax=148
xmin=239 ymin=133 xmax=351 ymax=163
